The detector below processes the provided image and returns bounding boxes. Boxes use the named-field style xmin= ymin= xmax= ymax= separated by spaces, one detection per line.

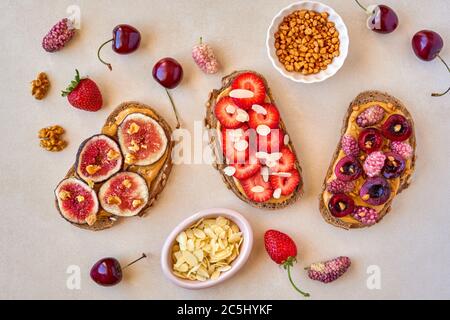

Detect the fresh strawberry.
xmin=62 ymin=70 xmax=103 ymax=112
xmin=258 ymin=128 xmax=284 ymax=153
xmin=214 ymin=97 xmax=243 ymax=129
xmin=231 ymin=72 xmax=266 ymax=109
xmin=264 ymin=230 xmax=310 ymax=298
xmin=240 ymin=174 xmax=273 ymax=203
xmin=271 ymin=146 xmax=296 ymax=172
xmin=221 ymin=126 xmax=250 ymax=164
xmin=248 ymin=103 xmax=280 ymax=130
xmin=232 ymin=161 xmax=261 ymax=180
xmin=269 ymin=170 xmax=301 ymax=196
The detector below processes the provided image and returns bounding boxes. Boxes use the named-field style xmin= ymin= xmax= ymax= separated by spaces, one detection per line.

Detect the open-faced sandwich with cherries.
xmin=320 ymin=91 xmax=416 ymax=229
xmin=55 ymin=102 xmax=173 ymax=231
xmin=205 ymin=71 xmax=304 ymax=209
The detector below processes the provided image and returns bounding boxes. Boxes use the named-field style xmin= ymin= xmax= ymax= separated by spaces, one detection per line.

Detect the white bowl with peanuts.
xmin=267 ymin=1 xmax=349 ymax=83
xmin=161 ymin=208 xmax=253 ymax=289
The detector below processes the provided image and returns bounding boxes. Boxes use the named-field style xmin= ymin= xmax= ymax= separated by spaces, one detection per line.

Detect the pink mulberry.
xmin=356 ymin=105 xmax=385 ymax=128
xmin=391 ymin=141 xmax=413 ymax=160
xmin=326 ymin=179 xmax=356 ymax=194
xmin=42 ymin=18 xmax=76 ymax=53
xmin=363 ymin=151 xmax=386 ymax=177
xmin=353 ymin=206 xmax=379 ymax=225
xmin=192 ymin=37 xmax=220 ymax=74
xmin=341 ymin=135 xmax=360 ymax=157
xmin=306 ymin=256 xmax=351 ymax=284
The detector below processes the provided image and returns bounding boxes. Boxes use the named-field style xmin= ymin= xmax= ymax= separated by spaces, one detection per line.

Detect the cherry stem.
xmin=97 ymin=39 xmax=114 ymax=71
xmin=354 ymin=0 xmax=368 ymax=12
xmin=286 ymin=264 xmax=310 ymax=298
xmin=431 ymin=55 xmax=450 ymax=97
xmin=200 ymin=37 xmax=203 ymax=45
xmin=165 ymin=89 xmax=182 ymax=129
xmin=123 ymin=253 xmax=147 ymax=270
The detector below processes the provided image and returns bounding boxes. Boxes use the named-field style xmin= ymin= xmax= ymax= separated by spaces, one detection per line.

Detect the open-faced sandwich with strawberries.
xmin=55 ymin=102 xmax=173 ymax=231
xmin=320 ymin=91 xmax=416 ymax=229
xmin=205 ymin=71 xmax=304 ymax=209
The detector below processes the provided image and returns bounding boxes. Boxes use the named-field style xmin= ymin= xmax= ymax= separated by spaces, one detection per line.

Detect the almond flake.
xmin=229 ymin=89 xmax=254 ymax=99
xmin=261 ymin=166 xmax=270 ymax=182
xmin=225 ymin=105 xmax=236 ymax=114
xmin=284 ymin=134 xmax=290 ymax=145
xmin=255 ymin=152 xmax=269 ymax=160
xmin=273 ymin=172 xmax=292 ymax=178
xmin=251 ymin=186 xmax=265 ymax=193
xmin=252 ymin=104 xmax=267 ymax=115
xmin=234 ymin=140 xmax=249 ymax=152
xmin=235 ymin=109 xmax=249 ymax=123
xmin=223 ymin=166 xmax=236 ymax=177
xmin=256 ymin=125 xmax=271 ymax=136
xmin=273 ymin=188 xmax=282 ymax=199
xmin=269 ymin=152 xmax=283 ymax=161
xmin=266 ymin=160 xmax=277 ymax=168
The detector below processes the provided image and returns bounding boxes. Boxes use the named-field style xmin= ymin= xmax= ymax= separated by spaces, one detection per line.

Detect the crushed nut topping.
xmin=107 ymin=149 xmax=120 ymax=161
xmin=31 ymin=72 xmax=50 ymax=100
xmin=125 ymin=153 xmax=136 ymax=165
xmin=132 ymin=199 xmax=143 ymax=208
xmin=59 ymin=190 xmax=71 ymax=200
xmin=85 ymin=214 xmax=97 ymax=226
xmin=86 ymin=165 xmax=101 ymax=175
xmin=122 ymin=179 xmax=132 ymax=188
xmin=127 ymin=122 xmax=140 ymax=135
xmin=128 ymin=140 xmax=140 ymax=152
xmin=38 ymin=125 xmax=67 ymax=152
xmin=107 ymin=195 xmax=122 ymax=205
xmin=76 ymin=195 xmax=85 ymax=203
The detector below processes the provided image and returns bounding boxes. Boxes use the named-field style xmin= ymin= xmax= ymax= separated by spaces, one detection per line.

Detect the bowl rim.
xmin=160 ymin=208 xmax=254 ymax=290
xmin=266 ymin=0 xmax=349 ymax=83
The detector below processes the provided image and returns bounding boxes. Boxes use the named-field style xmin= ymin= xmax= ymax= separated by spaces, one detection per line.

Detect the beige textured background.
xmin=0 ymin=0 xmax=449 ymax=300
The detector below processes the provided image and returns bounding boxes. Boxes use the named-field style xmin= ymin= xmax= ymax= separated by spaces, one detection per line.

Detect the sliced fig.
xmin=118 ymin=113 xmax=168 ymax=166
xmin=76 ymin=135 xmax=123 ymax=183
xmin=99 ymin=172 xmax=149 ymax=217
xmin=55 ymin=178 xmax=99 ymax=225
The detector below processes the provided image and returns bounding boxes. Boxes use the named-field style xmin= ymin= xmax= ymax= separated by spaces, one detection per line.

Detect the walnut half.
xmin=31 ymin=72 xmax=50 ymax=100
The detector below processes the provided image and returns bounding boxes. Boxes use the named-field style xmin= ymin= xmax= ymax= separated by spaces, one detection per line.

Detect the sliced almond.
xmin=266 ymin=160 xmax=277 ymax=168
xmin=251 ymin=186 xmax=265 ymax=193
xmin=252 ymin=104 xmax=267 ymax=115
xmin=284 ymin=134 xmax=290 ymax=145
xmin=255 ymin=152 xmax=269 ymax=160
xmin=234 ymin=139 xmax=249 ymax=152
xmin=127 ymin=122 xmax=140 ymax=135
xmin=256 ymin=125 xmax=271 ymax=136
xmin=261 ymin=166 xmax=270 ymax=182
xmin=273 ymin=172 xmax=292 ymax=178
xmin=235 ymin=109 xmax=249 ymax=123
xmin=273 ymin=188 xmax=282 ymax=199
xmin=229 ymin=89 xmax=254 ymax=99
xmin=86 ymin=165 xmax=101 ymax=175
xmin=223 ymin=166 xmax=236 ymax=177
xmin=269 ymin=152 xmax=283 ymax=161
xmin=362 ymin=194 xmax=370 ymax=201
xmin=225 ymin=104 xmax=236 ymax=114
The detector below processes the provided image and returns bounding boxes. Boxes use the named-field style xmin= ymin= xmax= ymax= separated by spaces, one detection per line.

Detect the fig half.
xmin=98 ymin=172 xmax=149 ymax=217
xmin=118 ymin=113 xmax=168 ymax=166
xmin=55 ymin=178 xmax=99 ymax=225
xmin=76 ymin=135 xmax=123 ymax=183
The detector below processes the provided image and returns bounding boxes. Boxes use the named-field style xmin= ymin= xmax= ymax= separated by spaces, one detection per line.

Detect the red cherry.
xmin=412 ymin=30 xmax=449 ymax=97
xmin=355 ymin=1 xmax=398 ymax=34
xmin=328 ymin=194 xmax=355 ymax=218
xmin=90 ymin=254 xmax=146 ymax=287
xmin=97 ymin=24 xmax=141 ymax=71
xmin=153 ymin=58 xmax=184 ymax=129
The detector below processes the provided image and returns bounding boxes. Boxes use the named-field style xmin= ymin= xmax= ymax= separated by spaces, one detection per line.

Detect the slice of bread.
xmin=205 ymin=70 xmax=304 ymax=210
xmin=56 ymin=101 xmax=174 ymax=231
xmin=319 ymin=91 xmax=416 ymax=229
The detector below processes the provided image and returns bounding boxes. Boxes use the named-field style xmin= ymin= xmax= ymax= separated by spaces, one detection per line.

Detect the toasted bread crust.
xmin=205 ymin=71 xmax=304 ymax=210
xmin=319 ymin=91 xmax=416 ymax=230
xmin=57 ymin=102 xmax=174 ymax=231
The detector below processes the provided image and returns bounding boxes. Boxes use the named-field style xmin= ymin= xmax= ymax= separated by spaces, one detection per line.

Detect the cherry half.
xmin=153 ymin=57 xmax=184 ymax=128
xmin=412 ymin=30 xmax=449 ymax=97
xmin=354 ymin=1 xmax=398 ymax=34
xmin=97 ymin=24 xmax=141 ymax=71
xmin=90 ymin=253 xmax=147 ymax=287
xmin=328 ymin=194 xmax=355 ymax=218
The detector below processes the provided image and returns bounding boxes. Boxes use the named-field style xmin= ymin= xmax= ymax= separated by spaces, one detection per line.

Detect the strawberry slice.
xmin=258 ymin=128 xmax=285 ymax=153
xmin=215 ymin=97 xmax=243 ymax=129
xmin=248 ymin=103 xmax=280 ymax=130
xmin=240 ymin=173 xmax=273 ymax=203
xmin=231 ymin=72 xmax=266 ymax=109
xmin=270 ymin=146 xmax=296 ymax=173
xmin=221 ymin=125 xmax=257 ymax=164
xmin=232 ymin=161 xmax=262 ymax=180
xmin=269 ymin=170 xmax=301 ymax=196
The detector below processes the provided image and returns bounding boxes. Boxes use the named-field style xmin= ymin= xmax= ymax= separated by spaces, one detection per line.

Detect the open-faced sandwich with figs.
xmin=55 ymin=102 xmax=173 ymax=231
xmin=320 ymin=91 xmax=416 ymax=229
xmin=206 ymin=71 xmax=304 ymax=209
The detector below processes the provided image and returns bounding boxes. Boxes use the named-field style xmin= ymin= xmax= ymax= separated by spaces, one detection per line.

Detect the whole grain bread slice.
xmin=205 ymin=70 xmax=304 ymax=210
xmin=56 ymin=101 xmax=174 ymax=231
xmin=319 ymin=91 xmax=416 ymax=230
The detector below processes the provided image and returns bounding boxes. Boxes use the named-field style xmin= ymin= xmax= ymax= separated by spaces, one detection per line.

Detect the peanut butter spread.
xmin=323 ymin=101 xmax=413 ymax=225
